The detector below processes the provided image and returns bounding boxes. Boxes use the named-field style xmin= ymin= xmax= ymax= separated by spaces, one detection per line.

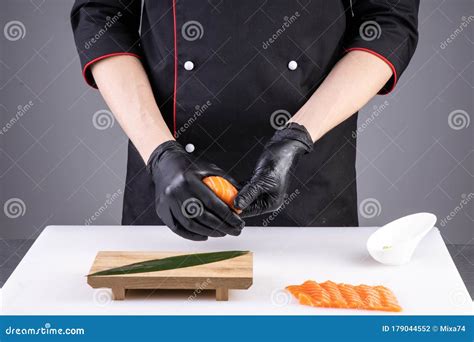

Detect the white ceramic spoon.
xmin=367 ymin=213 xmax=437 ymax=265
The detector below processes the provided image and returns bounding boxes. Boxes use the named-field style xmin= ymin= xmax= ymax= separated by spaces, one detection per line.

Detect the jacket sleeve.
xmin=70 ymin=0 xmax=142 ymax=88
xmin=345 ymin=0 xmax=420 ymax=94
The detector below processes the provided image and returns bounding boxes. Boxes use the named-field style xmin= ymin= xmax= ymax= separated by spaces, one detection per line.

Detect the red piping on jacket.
xmin=172 ymin=0 xmax=178 ymax=137
xmin=82 ymin=52 xmax=141 ymax=88
xmin=345 ymin=47 xmax=397 ymax=94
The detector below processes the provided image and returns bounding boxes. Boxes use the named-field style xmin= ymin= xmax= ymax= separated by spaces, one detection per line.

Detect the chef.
xmin=71 ymin=0 xmax=419 ymax=240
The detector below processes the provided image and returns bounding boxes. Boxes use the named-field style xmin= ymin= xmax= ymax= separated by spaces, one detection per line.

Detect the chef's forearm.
xmin=290 ymin=50 xmax=393 ymax=142
xmin=91 ymin=55 xmax=174 ymax=163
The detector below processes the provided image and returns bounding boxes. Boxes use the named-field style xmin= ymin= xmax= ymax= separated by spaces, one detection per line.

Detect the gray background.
xmin=0 ymin=0 xmax=473 ymax=248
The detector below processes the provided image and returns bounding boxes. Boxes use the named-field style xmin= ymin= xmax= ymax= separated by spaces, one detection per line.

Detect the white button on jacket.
xmin=184 ymin=61 xmax=194 ymax=71
xmin=288 ymin=60 xmax=298 ymax=71
xmin=185 ymin=143 xmax=195 ymax=153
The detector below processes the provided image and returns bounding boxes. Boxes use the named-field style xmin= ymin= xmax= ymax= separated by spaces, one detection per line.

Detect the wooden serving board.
xmin=87 ymin=251 xmax=253 ymax=301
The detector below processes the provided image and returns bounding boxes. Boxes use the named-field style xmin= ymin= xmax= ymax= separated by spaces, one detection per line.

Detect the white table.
xmin=1 ymin=226 xmax=472 ymax=315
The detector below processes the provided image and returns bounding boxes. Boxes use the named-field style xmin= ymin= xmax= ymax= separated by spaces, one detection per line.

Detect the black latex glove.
xmin=147 ymin=141 xmax=244 ymax=241
xmin=234 ymin=123 xmax=313 ymax=217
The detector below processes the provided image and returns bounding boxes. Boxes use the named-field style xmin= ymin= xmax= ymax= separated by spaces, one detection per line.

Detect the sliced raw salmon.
xmin=202 ymin=176 xmax=241 ymax=214
xmin=286 ymin=280 xmax=402 ymax=312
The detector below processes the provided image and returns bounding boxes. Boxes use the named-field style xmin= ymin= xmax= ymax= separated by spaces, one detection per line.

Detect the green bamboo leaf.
xmin=88 ymin=250 xmax=249 ymax=276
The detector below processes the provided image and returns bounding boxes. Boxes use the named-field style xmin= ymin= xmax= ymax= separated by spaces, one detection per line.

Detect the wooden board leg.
xmin=216 ymin=288 xmax=229 ymax=301
xmin=112 ymin=287 xmax=126 ymax=300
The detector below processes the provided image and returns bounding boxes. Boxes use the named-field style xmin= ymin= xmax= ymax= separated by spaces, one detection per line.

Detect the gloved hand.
xmin=147 ymin=140 xmax=245 ymax=241
xmin=234 ymin=123 xmax=313 ymax=217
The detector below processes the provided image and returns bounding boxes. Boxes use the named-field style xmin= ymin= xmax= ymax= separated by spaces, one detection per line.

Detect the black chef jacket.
xmin=71 ymin=0 xmax=419 ymax=227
